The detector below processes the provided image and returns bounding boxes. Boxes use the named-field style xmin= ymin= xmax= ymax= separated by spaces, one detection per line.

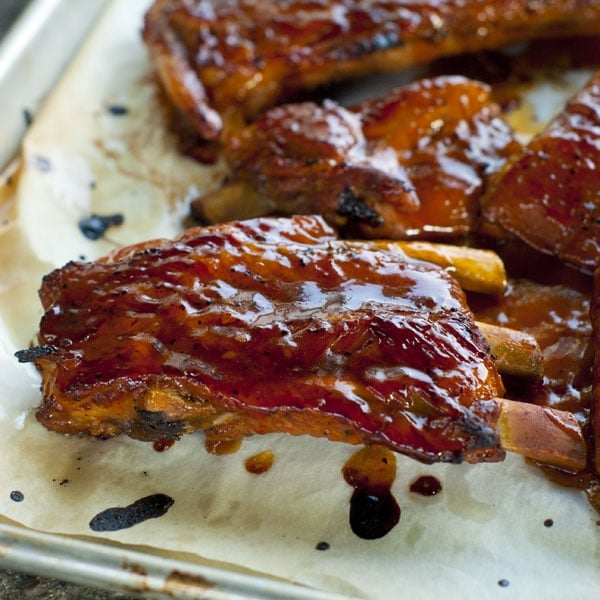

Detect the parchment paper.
xmin=0 ymin=1 xmax=599 ymax=598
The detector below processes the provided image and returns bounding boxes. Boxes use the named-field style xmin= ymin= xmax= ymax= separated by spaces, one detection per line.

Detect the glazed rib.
xmin=142 ymin=0 xmax=600 ymax=141
xmin=192 ymin=76 xmax=520 ymax=240
xmin=482 ymin=71 xmax=600 ymax=272
xmin=29 ymin=215 xmax=507 ymax=465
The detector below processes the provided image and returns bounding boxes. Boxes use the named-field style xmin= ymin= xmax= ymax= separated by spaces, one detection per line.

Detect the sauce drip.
xmin=205 ymin=438 xmax=242 ymax=456
xmin=342 ymin=445 xmax=400 ymax=540
xmin=245 ymin=450 xmax=275 ymax=474
xmin=409 ymin=475 xmax=442 ymax=496
xmin=89 ymin=493 xmax=174 ymax=532
xmin=153 ymin=438 xmax=176 ymax=452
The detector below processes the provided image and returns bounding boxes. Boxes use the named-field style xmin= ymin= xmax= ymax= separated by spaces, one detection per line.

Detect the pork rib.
xmin=482 ymin=71 xmax=600 ymax=272
xmin=142 ymin=0 xmax=600 ymax=141
xmin=194 ymin=76 xmax=519 ymax=240
xmin=29 ymin=216 xmax=505 ymax=464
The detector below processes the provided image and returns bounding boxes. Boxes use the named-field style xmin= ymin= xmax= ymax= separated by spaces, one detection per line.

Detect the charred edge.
xmin=460 ymin=415 xmax=500 ymax=451
xmin=337 ymin=187 xmax=383 ymax=227
xmin=15 ymin=345 xmax=59 ymax=363
xmin=136 ymin=410 xmax=186 ymax=437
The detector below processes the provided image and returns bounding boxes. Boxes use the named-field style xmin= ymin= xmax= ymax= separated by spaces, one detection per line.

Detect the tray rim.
xmin=0 ymin=0 xmax=107 ymax=172
xmin=0 ymin=520 xmax=351 ymax=599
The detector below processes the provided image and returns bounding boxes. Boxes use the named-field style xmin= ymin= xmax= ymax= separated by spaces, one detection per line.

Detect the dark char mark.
xmin=14 ymin=345 xmax=58 ymax=363
xmin=89 ymin=493 xmax=174 ymax=532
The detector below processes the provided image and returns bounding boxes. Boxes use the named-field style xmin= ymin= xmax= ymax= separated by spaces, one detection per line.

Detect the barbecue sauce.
xmin=245 ymin=450 xmax=275 ymax=474
xmin=153 ymin=438 xmax=176 ymax=452
xmin=342 ymin=445 xmax=400 ymax=539
xmin=205 ymin=438 xmax=242 ymax=456
xmin=410 ymin=475 xmax=442 ymax=496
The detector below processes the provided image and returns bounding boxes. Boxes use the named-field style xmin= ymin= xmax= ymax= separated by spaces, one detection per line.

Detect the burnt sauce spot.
xmin=89 ymin=493 xmax=174 ymax=532
xmin=342 ymin=446 xmax=400 ymax=540
xmin=78 ymin=213 xmax=124 ymax=240
xmin=107 ymin=104 xmax=129 ymax=116
xmin=409 ymin=475 xmax=442 ymax=497
xmin=349 ymin=486 xmax=400 ymax=540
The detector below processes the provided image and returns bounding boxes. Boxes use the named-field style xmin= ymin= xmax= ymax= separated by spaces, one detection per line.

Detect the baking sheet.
xmin=1 ymin=1 xmax=600 ymax=598
xmin=0 ymin=0 xmax=107 ymax=172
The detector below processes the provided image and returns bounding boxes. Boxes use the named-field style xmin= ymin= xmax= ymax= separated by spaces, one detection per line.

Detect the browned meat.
xmin=27 ymin=215 xmax=505 ymax=465
xmin=193 ymin=76 xmax=520 ymax=241
xmin=482 ymin=71 xmax=600 ymax=272
xmin=142 ymin=0 xmax=600 ymax=142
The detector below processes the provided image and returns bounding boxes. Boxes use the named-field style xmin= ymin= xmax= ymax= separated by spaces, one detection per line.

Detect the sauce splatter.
xmin=32 ymin=155 xmax=51 ymax=172
xmin=9 ymin=491 xmax=24 ymax=502
xmin=342 ymin=445 xmax=400 ymax=539
xmin=245 ymin=450 xmax=275 ymax=474
xmin=205 ymin=438 xmax=242 ymax=456
xmin=78 ymin=213 xmax=124 ymax=240
xmin=409 ymin=475 xmax=442 ymax=496
xmin=153 ymin=438 xmax=176 ymax=452
xmin=89 ymin=493 xmax=174 ymax=532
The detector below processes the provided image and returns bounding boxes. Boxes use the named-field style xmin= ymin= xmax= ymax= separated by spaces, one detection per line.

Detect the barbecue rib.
xmin=28 ymin=215 xmax=507 ymax=464
xmin=482 ymin=71 xmax=600 ymax=272
xmin=193 ymin=76 xmax=520 ymax=240
xmin=142 ymin=0 xmax=600 ymax=142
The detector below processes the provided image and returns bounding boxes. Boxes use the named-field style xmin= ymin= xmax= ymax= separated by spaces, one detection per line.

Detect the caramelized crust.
xmin=482 ymin=71 xmax=600 ymax=272
xmin=197 ymin=76 xmax=519 ymax=240
xmin=142 ymin=0 xmax=600 ymax=141
xmin=33 ymin=216 xmax=504 ymax=464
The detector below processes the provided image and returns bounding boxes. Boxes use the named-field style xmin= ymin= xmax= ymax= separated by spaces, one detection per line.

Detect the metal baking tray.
xmin=2 ymin=2 xmax=599 ymax=599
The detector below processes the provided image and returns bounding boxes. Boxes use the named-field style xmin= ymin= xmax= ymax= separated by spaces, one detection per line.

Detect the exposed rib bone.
xmin=497 ymin=399 xmax=587 ymax=473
